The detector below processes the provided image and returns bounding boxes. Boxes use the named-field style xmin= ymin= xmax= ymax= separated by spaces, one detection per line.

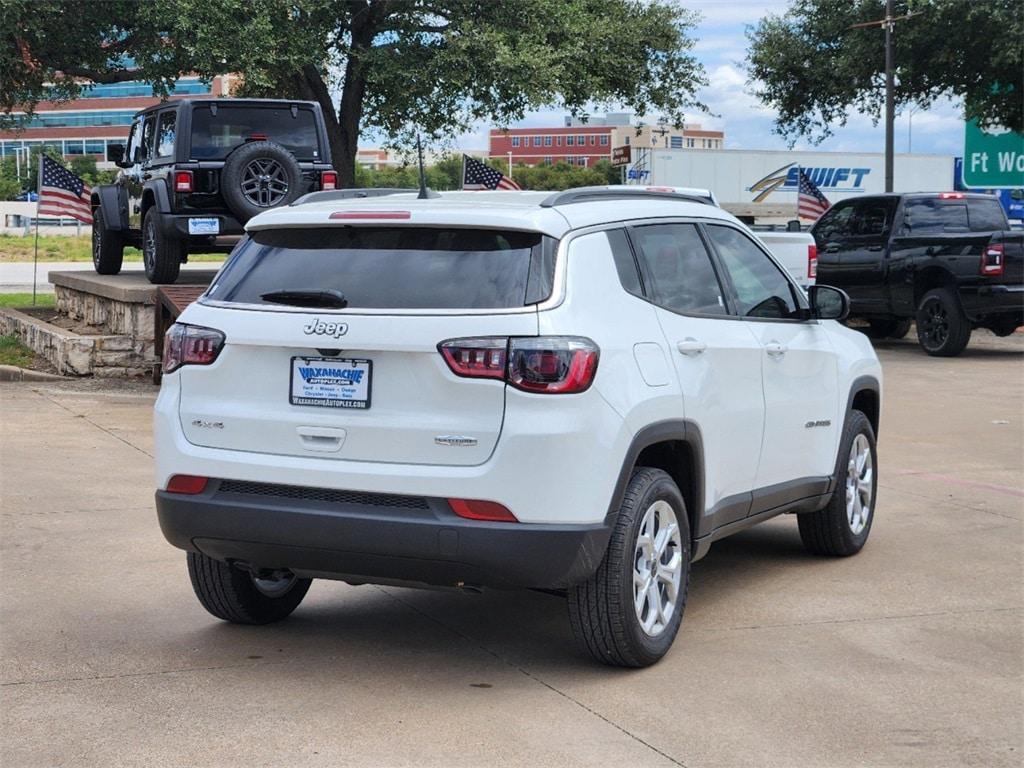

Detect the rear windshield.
xmin=904 ymin=198 xmax=1007 ymax=234
xmin=207 ymin=227 xmax=556 ymax=309
xmin=189 ymin=105 xmax=321 ymax=161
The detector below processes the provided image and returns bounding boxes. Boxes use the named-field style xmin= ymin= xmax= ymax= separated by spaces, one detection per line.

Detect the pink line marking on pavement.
xmin=896 ymin=470 xmax=1024 ymax=498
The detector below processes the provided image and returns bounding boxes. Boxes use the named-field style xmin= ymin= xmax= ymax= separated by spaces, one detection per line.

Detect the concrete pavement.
xmin=0 ymin=261 xmax=224 ymax=293
xmin=1 ymin=333 xmax=1021 ymax=767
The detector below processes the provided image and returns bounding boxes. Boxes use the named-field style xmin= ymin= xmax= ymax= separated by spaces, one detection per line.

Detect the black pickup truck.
xmin=812 ymin=192 xmax=1023 ymax=356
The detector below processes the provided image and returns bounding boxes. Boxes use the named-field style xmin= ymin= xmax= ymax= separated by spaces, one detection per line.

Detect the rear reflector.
xmin=174 ymin=171 xmax=194 ymax=193
xmin=329 ymin=211 xmax=411 ymax=220
xmin=808 ymin=243 xmax=818 ymax=279
xmin=448 ymin=498 xmax=518 ymax=522
xmin=981 ymin=243 xmax=1005 ymax=276
xmin=321 ymin=171 xmax=338 ymax=190
xmin=166 ymin=475 xmax=209 ymax=494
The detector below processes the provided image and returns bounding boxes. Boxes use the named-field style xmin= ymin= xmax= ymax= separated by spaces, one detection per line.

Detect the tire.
xmin=567 ymin=467 xmax=690 ymax=667
xmin=187 ymin=552 xmax=311 ymax=625
xmin=220 ymin=141 xmax=304 ymax=222
xmin=915 ymin=287 xmax=971 ymax=356
xmin=797 ymin=410 xmax=877 ymax=557
xmin=142 ymin=208 xmax=184 ymax=284
xmin=91 ymin=204 xmax=124 ymax=275
xmin=863 ymin=317 xmax=912 ymax=340
xmin=887 ymin=317 xmax=912 ymax=339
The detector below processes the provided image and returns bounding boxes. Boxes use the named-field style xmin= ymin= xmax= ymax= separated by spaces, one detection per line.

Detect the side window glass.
xmin=630 ymin=224 xmax=727 ymax=316
xmin=904 ymin=200 xmax=969 ymax=233
xmin=606 ymin=228 xmax=643 ymax=298
xmin=706 ymin=225 xmax=800 ymax=320
xmin=814 ymin=202 xmax=857 ymax=241
xmin=155 ymin=112 xmax=176 ymax=159
xmin=856 ymin=203 xmax=892 ymax=237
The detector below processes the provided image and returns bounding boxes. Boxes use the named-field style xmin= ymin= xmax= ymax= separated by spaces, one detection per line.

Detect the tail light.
xmin=163 ymin=323 xmax=225 ymax=374
xmin=981 ymin=243 xmax=1005 ymax=276
xmin=166 ymin=475 xmax=209 ymax=494
xmin=321 ymin=170 xmax=338 ymax=190
xmin=448 ymin=498 xmax=518 ymax=522
xmin=174 ymin=171 xmax=194 ymax=193
xmin=939 ymin=192 xmax=965 ymax=199
xmin=438 ymin=336 xmax=599 ymax=394
xmin=807 ymin=243 xmax=818 ymax=279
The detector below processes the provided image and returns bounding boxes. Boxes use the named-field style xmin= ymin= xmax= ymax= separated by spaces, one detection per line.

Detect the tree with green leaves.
xmin=2 ymin=0 xmax=706 ymax=186
xmin=746 ymin=0 xmax=1023 ymax=143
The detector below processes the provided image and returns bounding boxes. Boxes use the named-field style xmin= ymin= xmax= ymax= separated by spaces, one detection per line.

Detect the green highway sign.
xmin=963 ymin=119 xmax=1024 ymax=188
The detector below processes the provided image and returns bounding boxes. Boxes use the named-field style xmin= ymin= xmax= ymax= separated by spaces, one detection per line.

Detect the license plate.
xmin=290 ymin=357 xmax=372 ymax=409
xmin=188 ymin=217 xmax=220 ymax=235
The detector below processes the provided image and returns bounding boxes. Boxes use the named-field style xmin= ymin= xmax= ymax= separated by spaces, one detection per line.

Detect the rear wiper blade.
xmin=260 ymin=289 xmax=348 ymax=309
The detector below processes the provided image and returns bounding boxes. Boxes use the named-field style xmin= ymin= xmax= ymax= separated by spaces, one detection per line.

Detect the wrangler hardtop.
xmin=90 ymin=97 xmax=336 ymax=284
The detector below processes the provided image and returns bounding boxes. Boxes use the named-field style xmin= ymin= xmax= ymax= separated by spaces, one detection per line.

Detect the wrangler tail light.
xmin=808 ymin=243 xmax=818 ymax=280
xmin=163 ymin=323 xmax=225 ymax=374
xmin=166 ymin=475 xmax=209 ymax=494
xmin=438 ymin=336 xmax=599 ymax=394
xmin=448 ymin=498 xmax=518 ymax=522
xmin=321 ymin=170 xmax=338 ymax=190
xmin=981 ymin=243 xmax=1005 ymax=276
xmin=174 ymin=171 xmax=194 ymax=193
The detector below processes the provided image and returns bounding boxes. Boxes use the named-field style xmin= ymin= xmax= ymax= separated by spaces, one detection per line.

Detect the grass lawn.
xmin=0 ymin=234 xmax=224 ymax=263
xmin=0 ymin=335 xmax=35 ymax=368
xmin=0 ymin=293 xmax=56 ymax=308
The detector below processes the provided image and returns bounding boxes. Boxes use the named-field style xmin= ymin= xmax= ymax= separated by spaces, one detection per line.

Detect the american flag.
xmin=462 ymin=154 xmax=521 ymax=190
xmin=797 ymin=169 xmax=830 ymax=221
xmin=38 ymin=155 xmax=92 ymax=224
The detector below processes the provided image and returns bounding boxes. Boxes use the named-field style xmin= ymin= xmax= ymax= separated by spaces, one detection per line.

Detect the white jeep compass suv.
xmin=154 ymin=186 xmax=882 ymax=667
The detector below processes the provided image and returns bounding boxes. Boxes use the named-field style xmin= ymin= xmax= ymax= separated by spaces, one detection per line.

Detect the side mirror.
xmin=808 ymin=284 xmax=850 ymax=321
xmin=106 ymin=143 xmax=125 ymax=165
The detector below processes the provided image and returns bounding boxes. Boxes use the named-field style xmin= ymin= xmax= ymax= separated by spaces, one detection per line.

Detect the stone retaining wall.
xmin=55 ymin=283 xmax=154 ymax=339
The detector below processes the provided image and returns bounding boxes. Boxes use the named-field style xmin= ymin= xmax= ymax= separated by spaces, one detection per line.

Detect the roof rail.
xmin=539 ymin=186 xmax=713 ymax=208
xmin=290 ymin=187 xmax=437 ymax=206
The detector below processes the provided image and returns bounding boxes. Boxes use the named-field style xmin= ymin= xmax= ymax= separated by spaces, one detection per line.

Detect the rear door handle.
xmin=765 ymin=341 xmax=788 ymax=358
xmin=677 ymin=338 xmax=707 ymax=356
xmin=296 ymin=426 xmax=346 ymax=452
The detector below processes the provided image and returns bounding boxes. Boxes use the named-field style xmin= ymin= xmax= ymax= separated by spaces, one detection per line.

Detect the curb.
xmin=0 ymin=365 xmax=68 ymax=382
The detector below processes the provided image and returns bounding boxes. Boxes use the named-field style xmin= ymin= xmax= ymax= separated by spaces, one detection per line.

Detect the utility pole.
xmin=850 ymin=3 xmax=922 ymax=193
xmin=884 ymin=0 xmax=894 ymax=192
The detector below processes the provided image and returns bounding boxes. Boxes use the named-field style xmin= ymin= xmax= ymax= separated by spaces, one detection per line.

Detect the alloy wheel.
xmin=251 ymin=570 xmax=299 ymax=598
xmin=920 ymin=299 xmax=948 ymax=349
xmin=632 ymin=500 xmax=683 ymax=637
xmin=240 ymin=158 xmax=290 ymax=207
xmin=845 ymin=433 xmax=873 ymax=535
xmin=143 ymin=219 xmax=156 ymax=272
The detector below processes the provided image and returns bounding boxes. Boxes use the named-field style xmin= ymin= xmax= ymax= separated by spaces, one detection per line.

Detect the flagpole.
xmin=794 ymin=162 xmax=800 ymax=223
xmin=460 ymin=154 xmax=466 ymax=191
xmin=32 ymin=154 xmax=41 ymax=306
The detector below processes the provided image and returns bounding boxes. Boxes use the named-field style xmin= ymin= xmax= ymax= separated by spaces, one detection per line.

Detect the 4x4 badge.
xmin=303 ymin=318 xmax=349 ymax=338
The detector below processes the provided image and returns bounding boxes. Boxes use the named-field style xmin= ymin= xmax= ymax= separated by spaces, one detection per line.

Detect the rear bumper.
xmin=155 ymin=482 xmax=611 ymax=589
xmin=162 ymin=212 xmax=246 ymax=246
xmin=961 ymin=283 xmax=1024 ymax=321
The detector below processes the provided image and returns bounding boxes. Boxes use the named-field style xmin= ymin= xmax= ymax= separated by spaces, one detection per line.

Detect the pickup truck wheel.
xmin=187 ymin=552 xmax=311 ymax=624
xmin=916 ymin=288 xmax=971 ymax=356
xmin=567 ymin=467 xmax=690 ymax=667
xmin=142 ymin=208 xmax=184 ymax=284
xmin=91 ymin=204 xmax=124 ymax=275
xmin=798 ymin=410 xmax=876 ymax=557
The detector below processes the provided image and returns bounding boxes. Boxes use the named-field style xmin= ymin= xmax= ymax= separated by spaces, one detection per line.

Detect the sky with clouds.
xmin=447 ymin=0 xmax=964 ymax=157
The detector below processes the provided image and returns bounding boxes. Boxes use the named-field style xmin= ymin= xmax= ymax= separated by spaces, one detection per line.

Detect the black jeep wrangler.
xmin=90 ymin=98 xmax=336 ymax=284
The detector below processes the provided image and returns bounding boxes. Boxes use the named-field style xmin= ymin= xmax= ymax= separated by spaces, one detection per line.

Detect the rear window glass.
xmin=904 ymin=199 xmax=969 ymax=233
xmin=189 ymin=105 xmax=320 ymax=161
xmin=967 ymin=199 xmax=1008 ymax=231
xmin=208 ymin=227 xmax=556 ymax=309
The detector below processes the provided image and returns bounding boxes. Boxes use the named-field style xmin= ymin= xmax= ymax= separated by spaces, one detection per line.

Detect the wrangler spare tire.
xmin=221 ymin=141 xmax=303 ymax=222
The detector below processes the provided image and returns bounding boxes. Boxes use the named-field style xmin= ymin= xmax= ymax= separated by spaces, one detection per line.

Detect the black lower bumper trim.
xmin=155 ymin=483 xmax=611 ymax=590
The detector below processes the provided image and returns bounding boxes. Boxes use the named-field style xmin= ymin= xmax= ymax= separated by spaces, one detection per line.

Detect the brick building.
xmin=489 ymin=113 xmax=725 ymax=168
xmin=0 ymin=75 xmax=234 ymax=169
